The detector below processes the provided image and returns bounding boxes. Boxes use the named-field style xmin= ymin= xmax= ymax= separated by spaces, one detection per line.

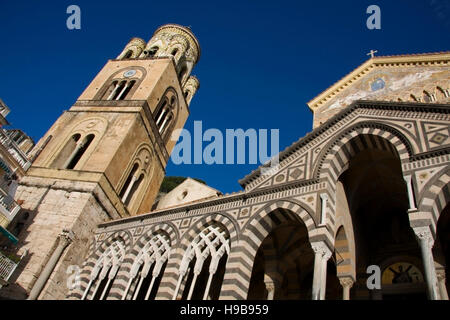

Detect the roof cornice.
xmin=239 ymin=100 xmax=450 ymax=188
xmin=307 ymin=52 xmax=450 ymax=111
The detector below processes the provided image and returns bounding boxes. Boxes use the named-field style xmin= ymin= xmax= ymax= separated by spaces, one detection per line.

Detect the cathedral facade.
xmin=0 ymin=25 xmax=449 ymax=300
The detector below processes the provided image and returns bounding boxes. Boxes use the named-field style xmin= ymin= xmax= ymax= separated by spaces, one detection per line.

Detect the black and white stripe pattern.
xmin=156 ymin=213 xmax=238 ymax=300
xmin=68 ymin=230 xmax=133 ymax=300
xmin=317 ymin=124 xmax=411 ymax=184
xmin=110 ymin=223 xmax=177 ymax=300
xmin=219 ymin=200 xmax=321 ymax=300
xmin=416 ymin=167 xmax=450 ymax=232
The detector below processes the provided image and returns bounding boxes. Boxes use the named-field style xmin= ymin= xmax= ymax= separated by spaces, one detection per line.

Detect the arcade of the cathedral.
xmin=68 ymin=100 xmax=450 ymax=301
xmin=0 ymin=25 xmax=449 ymax=301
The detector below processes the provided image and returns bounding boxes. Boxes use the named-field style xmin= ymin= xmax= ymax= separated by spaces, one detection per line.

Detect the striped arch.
xmin=110 ymin=223 xmax=178 ymax=300
xmin=220 ymin=200 xmax=323 ymax=300
xmin=156 ymin=213 xmax=238 ymax=300
xmin=316 ymin=123 xmax=412 ymax=187
xmin=417 ymin=167 xmax=450 ymax=230
xmin=68 ymin=230 xmax=132 ymax=299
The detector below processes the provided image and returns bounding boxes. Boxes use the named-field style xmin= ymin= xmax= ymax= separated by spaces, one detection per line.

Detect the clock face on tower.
xmin=123 ymin=70 xmax=136 ymax=78
xmin=382 ymin=262 xmax=424 ymax=284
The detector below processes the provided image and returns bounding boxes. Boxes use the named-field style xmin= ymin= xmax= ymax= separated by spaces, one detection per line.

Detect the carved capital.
xmin=436 ymin=269 xmax=446 ymax=282
xmin=59 ymin=229 xmax=75 ymax=247
xmin=311 ymin=241 xmax=332 ymax=260
xmin=339 ymin=276 xmax=354 ymax=288
xmin=413 ymin=226 xmax=435 ymax=247
xmin=264 ymin=281 xmax=275 ymax=292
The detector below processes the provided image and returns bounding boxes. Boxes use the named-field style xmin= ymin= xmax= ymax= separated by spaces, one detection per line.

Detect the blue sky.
xmin=1 ymin=0 xmax=449 ymax=194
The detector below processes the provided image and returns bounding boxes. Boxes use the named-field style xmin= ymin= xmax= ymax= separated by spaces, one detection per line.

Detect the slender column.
xmin=159 ymin=114 xmax=171 ymax=134
xmin=132 ymin=275 xmax=145 ymax=300
xmin=90 ymin=265 xmax=111 ymax=300
xmin=27 ymin=230 xmax=75 ymax=300
xmin=106 ymin=82 xmax=120 ymax=100
xmin=115 ymin=81 xmax=130 ymax=100
xmin=265 ymin=281 xmax=275 ymax=300
xmin=99 ymin=278 xmax=112 ymax=300
xmin=413 ymin=226 xmax=440 ymax=300
xmin=144 ymin=276 xmax=157 ymax=300
xmin=203 ymin=255 xmax=222 ymax=300
xmin=320 ymin=246 xmax=332 ymax=300
xmin=81 ymin=278 xmax=94 ymax=300
xmin=311 ymin=241 xmax=333 ymax=300
xmin=100 ymin=264 xmax=120 ymax=300
xmin=338 ymin=277 xmax=354 ymax=300
xmin=121 ymin=175 xmax=138 ymax=203
xmin=63 ymin=141 xmax=84 ymax=169
xmin=122 ymin=277 xmax=134 ymax=300
xmin=202 ymin=272 xmax=215 ymax=300
xmin=311 ymin=247 xmax=323 ymax=300
xmin=172 ymin=271 xmax=186 ymax=300
xmin=156 ymin=108 xmax=168 ymax=126
xmin=187 ymin=272 xmax=199 ymax=300
xmin=90 ymin=278 xmax=103 ymax=300
xmin=404 ymin=175 xmax=417 ymax=211
xmin=319 ymin=193 xmax=328 ymax=225
xmin=436 ymin=269 xmax=449 ymax=300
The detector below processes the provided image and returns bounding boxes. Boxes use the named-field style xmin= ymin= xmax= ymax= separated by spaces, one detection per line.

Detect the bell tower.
xmin=1 ymin=24 xmax=200 ymax=300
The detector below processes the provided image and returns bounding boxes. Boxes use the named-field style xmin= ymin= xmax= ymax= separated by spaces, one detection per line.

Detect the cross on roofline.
xmin=367 ymin=49 xmax=378 ymax=58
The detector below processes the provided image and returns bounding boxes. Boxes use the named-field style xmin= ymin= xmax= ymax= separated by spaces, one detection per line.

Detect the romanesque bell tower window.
xmin=65 ymin=134 xmax=95 ymax=169
xmin=104 ymin=80 xmax=136 ymax=101
xmin=147 ymin=47 xmax=159 ymax=58
xmin=154 ymin=89 xmax=178 ymax=141
xmin=123 ymin=50 xmax=133 ymax=59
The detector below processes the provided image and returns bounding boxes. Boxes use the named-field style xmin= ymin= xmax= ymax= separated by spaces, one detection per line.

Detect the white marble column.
xmin=338 ymin=276 xmax=354 ymax=300
xmin=436 ymin=269 xmax=449 ymax=300
xmin=413 ymin=226 xmax=440 ymax=300
xmin=404 ymin=175 xmax=417 ymax=211
xmin=311 ymin=241 xmax=333 ymax=300
xmin=63 ymin=141 xmax=85 ymax=169
xmin=121 ymin=175 xmax=138 ymax=203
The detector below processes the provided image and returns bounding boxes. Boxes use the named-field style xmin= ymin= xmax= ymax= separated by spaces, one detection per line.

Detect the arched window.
xmin=409 ymin=94 xmax=418 ymax=102
xmin=117 ymin=80 xmax=136 ymax=100
xmin=52 ymin=134 xmax=81 ymax=168
xmin=154 ymin=90 xmax=178 ymax=141
xmin=124 ymin=173 xmax=144 ymax=206
xmin=178 ymin=65 xmax=188 ymax=82
xmin=82 ymin=240 xmax=126 ymax=300
xmin=436 ymin=87 xmax=448 ymax=99
xmin=423 ymin=91 xmax=433 ymax=103
xmin=123 ymin=50 xmax=133 ymax=59
xmin=173 ymin=224 xmax=230 ymax=300
xmin=109 ymin=81 xmax=127 ymax=100
xmin=65 ymin=134 xmax=95 ymax=169
xmin=104 ymin=80 xmax=136 ymax=101
xmin=159 ymin=114 xmax=173 ymax=138
xmin=122 ymin=233 xmax=171 ymax=300
xmin=171 ymin=48 xmax=179 ymax=57
xmin=101 ymin=81 xmax=118 ymax=100
xmin=148 ymin=47 xmax=158 ymax=58
xmin=119 ymin=163 xmax=139 ymax=201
